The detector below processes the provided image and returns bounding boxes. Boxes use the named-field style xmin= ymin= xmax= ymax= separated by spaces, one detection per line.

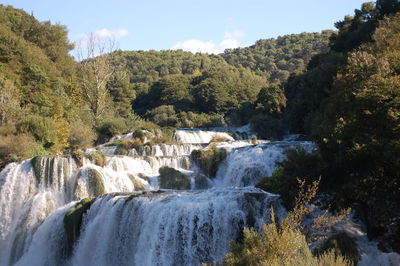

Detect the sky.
xmin=2 ymin=0 xmax=368 ymax=54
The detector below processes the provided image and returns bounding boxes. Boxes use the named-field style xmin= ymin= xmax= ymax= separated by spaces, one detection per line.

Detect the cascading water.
xmin=0 ymin=128 xmax=398 ymax=265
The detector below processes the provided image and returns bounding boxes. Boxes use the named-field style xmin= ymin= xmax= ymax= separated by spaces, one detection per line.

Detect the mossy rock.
xmin=315 ymin=232 xmax=360 ymax=265
xmin=87 ymin=168 xmax=106 ymax=196
xmin=114 ymin=145 xmax=129 ymax=156
xmin=128 ymin=174 xmax=145 ymax=191
xmin=159 ymin=166 xmax=190 ymax=190
xmin=87 ymin=151 xmax=105 ymax=167
xmin=191 ymin=145 xmax=227 ymax=177
xmin=195 ymin=174 xmax=210 ymax=189
xmin=63 ymin=197 xmax=95 ymax=252
xmin=74 ymin=168 xmax=106 ymax=198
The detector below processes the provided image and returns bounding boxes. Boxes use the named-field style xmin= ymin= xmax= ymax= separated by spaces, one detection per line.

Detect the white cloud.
xmin=224 ymin=30 xmax=245 ymax=39
xmin=220 ymin=39 xmax=241 ymax=50
xmin=95 ymin=28 xmax=129 ymax=39
xmin=76 ymin=28 xmax=129 ymax=40
xmin=172 ymin=30 xmax=244 ymax=54
xmin=172 ymin=40 xmax=221 ymax=54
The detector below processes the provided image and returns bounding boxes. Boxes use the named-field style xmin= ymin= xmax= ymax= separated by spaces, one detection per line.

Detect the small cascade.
xmin=0 ymin=156 xmax=77 ymax=265
xmin=129 ymin=143 xmax=205 ymax=157
xmin=214 ymin=141 xmax=316 ymax=187
xmin=174 ymin=129 xmax=234 ymax=144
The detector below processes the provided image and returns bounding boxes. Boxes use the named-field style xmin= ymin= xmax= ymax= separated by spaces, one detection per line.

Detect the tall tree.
xmin=77 ymin=33 xmax=116 ymax=124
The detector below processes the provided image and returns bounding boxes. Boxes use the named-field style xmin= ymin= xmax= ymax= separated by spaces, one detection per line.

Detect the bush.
xmin=224 ymin=219 xmax=351 ymax=266
xmin=250 ymin=113 xmax=285 ymax=140
xmin=209 ymin=135 xmax=231 ymax=143
xmin=113 ymin=138 xmax=143 ymax=155
xmin=224 ymin=181 xmax=351 ymax=266
xmin=0 ymin=133 xmax=48 ymax=169
xmin=132 ymin=129 xmax=146 ymax=143
xmin=16 ymin=115 xmax=59 ymax=149
xmin=71 ymin=150 xmax=85 ymax=167
xmin=256 ymin=147 xmax=325 ymax=209
xmin=96 ymin=118 xmax=128 ymax=144
xmin=191 ymin=145 xmax=227 ymax=177
xmin=150 ymin=127 xmax=175 ymax=144
xmin=68 ymin=120 xmax=96 ymax=150
xmin=87 ymin=151 xmax=106 ymax=167
xmin=315 ymin=232 xmax=360 ymax=265
xmin=158 ymin=166 xmax=190 ymax=190
xmin=146 ymin=105 xmax=178 ymax=127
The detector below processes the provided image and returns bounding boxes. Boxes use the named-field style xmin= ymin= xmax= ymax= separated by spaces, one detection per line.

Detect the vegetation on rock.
xmin=63 ymin=197 xmax=95 ymax=251
xmin=191 ymin=145 xmax=227 ymax=177
xmin=158 ymin=166 xmax=190 ymax=190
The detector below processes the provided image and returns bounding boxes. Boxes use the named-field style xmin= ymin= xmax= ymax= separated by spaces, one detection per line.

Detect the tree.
xmin=0 ymin=76 xmax=20 ymax=125
xmin=77 ymin=33 xmax=116 ymax=124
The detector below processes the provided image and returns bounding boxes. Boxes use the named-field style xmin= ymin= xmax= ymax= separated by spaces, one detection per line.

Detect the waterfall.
xmin=174 ymin=129 xmax=234 ymax=144
xmin=1 ymin=127 xmax=398 ymax=265
xmin=13 ymin=188 xmax=283 ymax=266
xmin=214 ymin=141 xmax=316 ymax=187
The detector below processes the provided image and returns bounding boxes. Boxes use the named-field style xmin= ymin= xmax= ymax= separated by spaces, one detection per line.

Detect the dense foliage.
xmin=222 ymin=31 xmax=333 ymax=83
xmin=255 ymin=0 xmax=400 ymax=252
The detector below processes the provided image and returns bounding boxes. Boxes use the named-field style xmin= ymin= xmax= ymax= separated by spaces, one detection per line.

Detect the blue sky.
xmin=3 ymin=0 xmax=368 ymax=53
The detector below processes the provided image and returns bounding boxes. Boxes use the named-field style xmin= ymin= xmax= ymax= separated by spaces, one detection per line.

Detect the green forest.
xmin=1 ymin=0 xmax=400 ymax=257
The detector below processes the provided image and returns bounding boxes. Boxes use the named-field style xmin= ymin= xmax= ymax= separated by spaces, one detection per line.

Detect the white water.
xmin=174 ymin=129 xmax=234 ymax=144
xmin=0 ymin=128 xmax=398 ymax=265
xmin=215 ymin=141 xmax=316 ymax=187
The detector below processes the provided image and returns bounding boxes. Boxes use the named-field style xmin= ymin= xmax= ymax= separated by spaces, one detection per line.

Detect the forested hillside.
xmin=222 ymin=31 xmax=333 ymax=83
xmin=0 ymin=3 xmax=333 ymax=169
xmin=256 ymin=0 xmax=400 ymax=252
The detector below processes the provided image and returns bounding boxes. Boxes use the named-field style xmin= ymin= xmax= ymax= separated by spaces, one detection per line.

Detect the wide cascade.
xmin=0 ymin=128 xmax=395 ymax=265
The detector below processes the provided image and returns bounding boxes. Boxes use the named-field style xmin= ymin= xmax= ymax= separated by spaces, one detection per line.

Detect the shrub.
xmin=151 ymin=127 xmax=175 ymax=144
xmin=256 ymin=147 xmax=325 ymax=209
xmin=209 ymin=135 xmax=231 ymax=143
xmin=224 ymin=219 xmax=351 ymax=266
xmin=224 ymin=181 xmax=351 ymax=266
xmin=96 ymin=118 xmax=128 ymax=144
xmin=146 ymin=105 xmax=178 ymax=127
xmin=0 ymin=133 xmax=48 ymax=169
xmin=159 ymin=166 xmax=190 ymax=190
xmin=71 ymin=150 xmax=85 ymax=167
xmin=113 ymin=138 xmax=143 ymax=155
xmin=68 ymin=120 xmax=96 ymax=150
xmin=114 ymin=146 xmax=129 ymax=156
xmin=132 ymin=129 xmax=146 ymax=143
xmin=191 ymin=145 xmax=227 ymax=177
xmin=315 ymin=232 xmax=360 ymax=265
xmin=16 ymin=115 xmax=59 ymax=149
xmin=87 ymin=151 xmax=106 ymax=167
